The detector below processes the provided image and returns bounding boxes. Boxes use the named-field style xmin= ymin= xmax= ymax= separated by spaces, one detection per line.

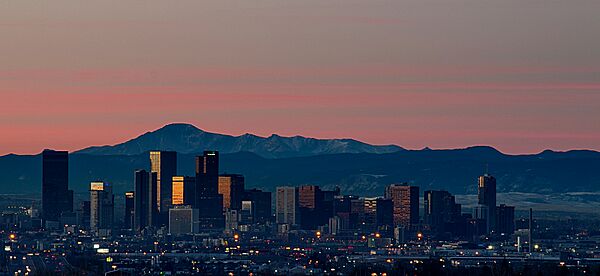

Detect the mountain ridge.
xmin=75 ymin=123 xmax=404 ymax=158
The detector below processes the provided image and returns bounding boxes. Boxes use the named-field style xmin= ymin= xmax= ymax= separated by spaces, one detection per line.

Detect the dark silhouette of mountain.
xmin=1 ymin=147 xmax=600 ymax=196
xmin=75 ymin=123 xmax=404 ymax=158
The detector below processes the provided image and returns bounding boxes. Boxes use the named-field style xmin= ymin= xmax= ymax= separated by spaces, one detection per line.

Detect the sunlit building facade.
xmin=218 ymin=174 xmax=245 ymax=211
xmin=172 ymin=176 xmax=196 ymax=206
xmin=150 ymin=151 xmax=177 ymax=219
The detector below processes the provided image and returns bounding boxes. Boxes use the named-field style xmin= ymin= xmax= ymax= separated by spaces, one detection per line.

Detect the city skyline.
xmin=1 ymin=1 xmax=599 ymax=274
xmin=2 ymin=1 xmax=600 ymax=155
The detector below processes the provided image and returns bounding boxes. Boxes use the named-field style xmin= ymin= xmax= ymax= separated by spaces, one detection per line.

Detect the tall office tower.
xmin=124 ymin=191 xmax=135 ymax=230
xmin=472 ymin=205 xmax=490 ymax=234
xmin=376 ymin=198 xmax=394 ymax=228
xmin=243 ymin=188 xmax=272 ymax=223
xmin=150 ymin=151 xmax=177 ymax=218
xmin=169 ymin=206 xmax=199 ymax=236
xmin=276 ymin=187 xmax=299 ymax=226
xmin=218 ymin=174 xmax=245 ymax=211
xmin=172 ymin=176 xmax=196 ymax=206
xmin=195 ymin=151 xmax=224 ymax=229
xmin=298 ymin=185 xmax=325 ymax=229
xmin=350 ymin=198 xmax=366 ymax=229
xmin=385 ymin=184 xmax=420 ymax=228
xmin=134 ymin=170 xmax=158 ymax=231
xmin=333 ymin=195 xmax=355 ymax=230
xmin=363 ymin=197 xmax=379 ymax=227
xmin=41 ymin=150 xmax=73 ymax=223
xmin=320 ymin=188 xmax=337 ymax=225
xmin=477 ymin=174 xmax=497 ymax=233
xmin=89 ymin=182 xmax=114 ymax=234
xmin=196 ymin=150 xmax=219 ymax=174
xmin=195 ymin=151 xmax=219 ymax=197
xmin=424 ymin=190 xmax=462 ymax=236
xmin=496 ymin=204 xmax=515 ymax=235
xmin=77 ymin=201 xmax=91 ymax=229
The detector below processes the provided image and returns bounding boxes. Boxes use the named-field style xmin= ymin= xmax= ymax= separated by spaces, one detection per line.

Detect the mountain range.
xmin=1 ymin=123 xmax=600 ymax=197
xmin=76 ymin=123 xmax=403 ymax=158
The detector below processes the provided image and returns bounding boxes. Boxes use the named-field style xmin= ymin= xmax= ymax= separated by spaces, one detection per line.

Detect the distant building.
xmin=225 ymin=209 xmax=240 ymax=231
xmin=350 ymin=198 xmax=366 ymax=229
xmin=90 ymin=182 xmax=114 ymax=234
xmin=375 ymin=198 xmax=394 ymax=229
xmin=477 ymin=174 xmax=497 ymax=233
xmin=472 ymin=205 xmax=491 ymax=237
xmin=150 ymin=151 xmax=177 ymax=222
xmin=496 ymin=204 xmax=515 ymax=235
xmin=276 ymin=187 xmax=299 ymax=226
xmin=124 ymin=191 xmax=134 ymax=230
xmin=41 ymin=150 xmax=73 ymax=224
xmin=172 ymin=176 xmax=196 ymax=206
xmin=134 ymin=170 xmax=158 ymax=231
xmin=424 ymin=190 xmax=462 ymax=237
xmin=218 ymin=174 xmax=245 ymax=211
xmin=329 ymin=216 xmax=341 ymax=235
xmin=195 ymin=151 xmax=224 ymax=230
xmin=169 ymin=206 xmax=199 ymax=236
xmin=77 ymin=201 xmax=91 ymax=229
xmin=333 ymin=195 xmax=356 ymax=230
xmin=296 ymin=185 xmax=338 ymax=229
xmin=363 ymin=197 xmax=379 ymax=227
xmin=240 ymin=200 xmax=254 ymax=224
xmin=298 ymin=185 xmax=323 ymax=229
xmin=243 ymin=188 xmax=272 ymax=223
xmin=385 ymin=184 xmax=419 ymax=228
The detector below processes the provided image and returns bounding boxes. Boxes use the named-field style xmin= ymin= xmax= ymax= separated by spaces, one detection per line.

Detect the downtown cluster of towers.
xmin=274 ymin=175 xmax=516 ymax=241
xmin=39 ymin=150 xmax=271 ymax=236
xmin=127 ymin=150 xmax=271 ymax=234
xmin=39 ymin=149 xmax=516 ymax=241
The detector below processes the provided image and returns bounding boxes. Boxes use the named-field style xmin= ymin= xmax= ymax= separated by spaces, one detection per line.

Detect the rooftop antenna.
xmin=485 ymin=163 xmax=489 ymax=175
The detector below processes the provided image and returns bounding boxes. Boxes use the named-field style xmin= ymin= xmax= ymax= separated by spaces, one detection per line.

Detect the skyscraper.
xmin=243 ymin=188 xmax=272 ymax=224
xmin=77 ymin=201 xmax=91 ymax=229
xmin=376 ymin=198 xmax=394 ymax=228
xmin=169 ymin=206 xmax=199 ymax=236
xmin=89 ymin=182 xmax=114 ymax=234
xmin=41 ymin=150 xmax=73 ymax=223
xmin=477 ymin=174 xmax=497 ymax=233
xmin=350 ymin=198 xmax=366 ymax=230
xmin=150 ymin=151 xmax=177 ymax=219
xmin=424 ymin=190 xmax=462 ymax=237
xmin=496 ymin=204 xmax=515 ymax=235
xmin=298 ymin=185 xmax=324 ymax=229
xmin=363 ymin=197 xmax=379 ymax=227
xmin=333 ymin=195 xmax=355 ymax=230
xmin=276 ymin=187 xmax=299 ymax=226
xmin=385 ymin=184 xmax=419 ymax=228
xmin=195 ymin=151 xmax=224 ymax=229
xmin=124 ymin=191 xmax=134 ymax=230
xmin=172 ymin=176 xmax=196 ymax=206
xmin=218 ymin=174 xmax=245 ymax=211
xmin=134 ymin=170 xmax=158 ymax=231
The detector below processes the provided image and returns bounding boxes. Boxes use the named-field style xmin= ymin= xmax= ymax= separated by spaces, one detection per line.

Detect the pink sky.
xmin=1 ymin=1 xmax=600 ymax=155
